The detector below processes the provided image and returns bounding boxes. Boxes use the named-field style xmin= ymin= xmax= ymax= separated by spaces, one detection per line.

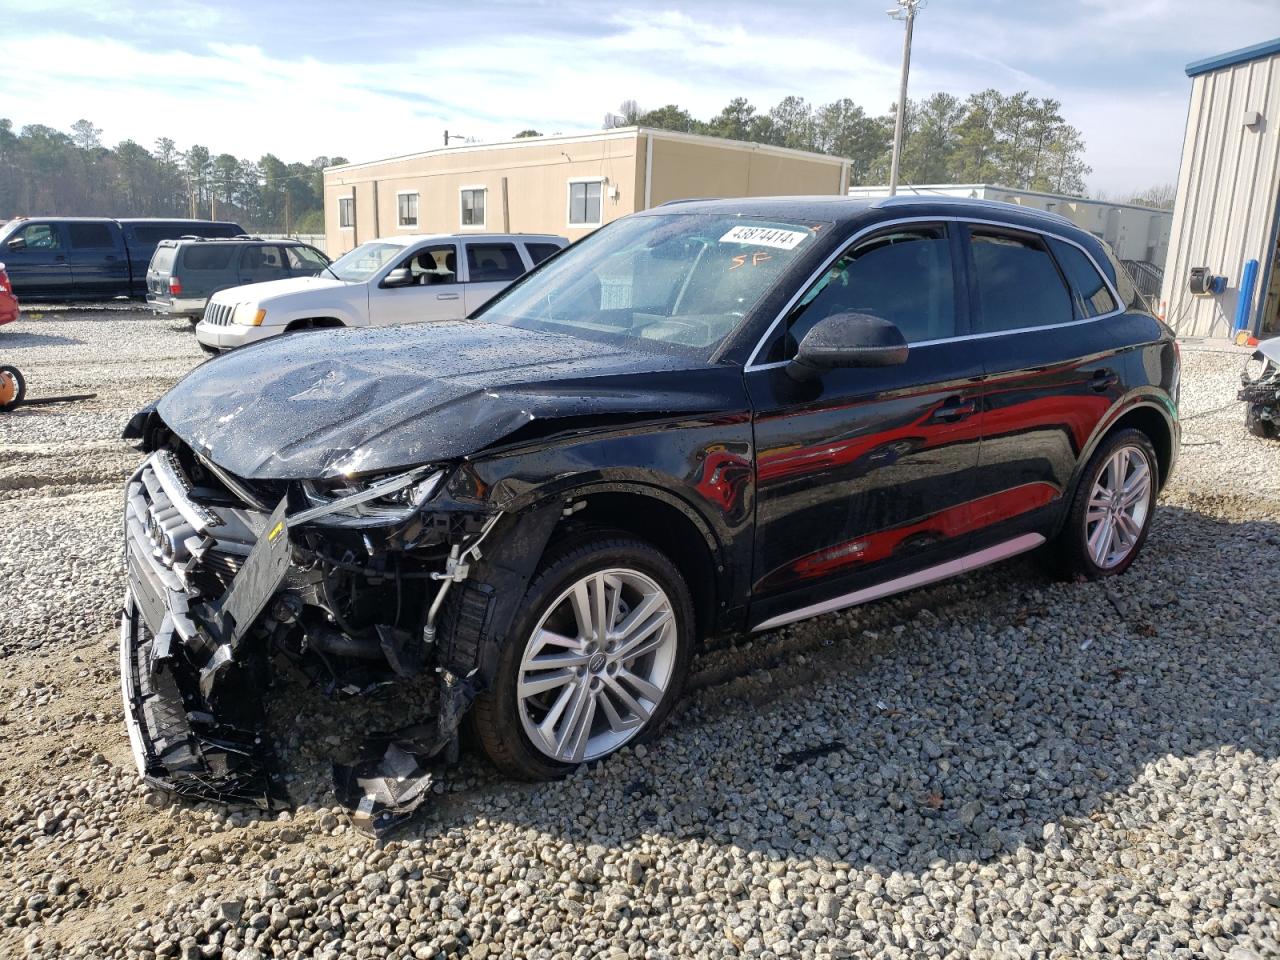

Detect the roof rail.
xmin=871 ymin=193 xmax=1077 ymax=226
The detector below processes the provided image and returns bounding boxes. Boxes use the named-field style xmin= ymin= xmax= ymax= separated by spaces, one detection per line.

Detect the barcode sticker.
xmin=719 ymin=226 xmax=808 ymax=250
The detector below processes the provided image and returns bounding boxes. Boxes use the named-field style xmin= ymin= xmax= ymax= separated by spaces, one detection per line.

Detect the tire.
xmin=1049 ymin=428 xmax=1158 ymax=579
xmin=473 ymin=533 xmax=695 ymax=780
xmin=1246 ymin=404 xmax=1277 ymax=439
xmin=0 ymin=365 xmax=26 ymax=411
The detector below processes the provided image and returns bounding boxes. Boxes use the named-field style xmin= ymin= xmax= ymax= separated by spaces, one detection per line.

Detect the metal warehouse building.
xmin=322 ymin=128 xmax=851 ymax=255
xmin=1160 ymin=37 xmax=1280 ymax=338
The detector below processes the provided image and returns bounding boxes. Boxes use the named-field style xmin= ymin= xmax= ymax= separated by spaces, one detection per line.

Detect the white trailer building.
xmin=1159 ymin=37 xmax=1280 ymax=339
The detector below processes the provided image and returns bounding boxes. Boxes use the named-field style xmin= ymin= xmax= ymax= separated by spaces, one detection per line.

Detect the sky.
xmin=4 ymin=0 xmax=1280 ymax=197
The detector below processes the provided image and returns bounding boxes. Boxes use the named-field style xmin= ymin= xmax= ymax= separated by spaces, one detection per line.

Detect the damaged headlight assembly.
xmin=293 ymin=466 xmax=445 ymax=527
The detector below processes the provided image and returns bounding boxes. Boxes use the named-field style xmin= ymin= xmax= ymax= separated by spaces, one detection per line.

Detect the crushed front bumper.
xmin=118 ymin=451 xmax=286 ymax=808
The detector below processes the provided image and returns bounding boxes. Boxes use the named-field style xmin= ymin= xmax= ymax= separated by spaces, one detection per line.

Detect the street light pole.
xmin=887 ymin=0 xmax=922 ymax=196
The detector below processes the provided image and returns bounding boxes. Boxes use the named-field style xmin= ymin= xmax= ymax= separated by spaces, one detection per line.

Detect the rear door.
xmin=746 ymin=222 xmax=987 ymax=628
xmin=367 ymin=243 xmax=463 ymax=325
xmin=2 ymin=222 xmax=72 ymax=297
xmin=964 ymin=224 xmax=1127 ymax=549
xmin=67 ymin=221 xmax=128 ymax=297
xmin=236 ymin=244 xmax=290 ymax=286
xmin=462 ymin=240 xmax=529 ymax=314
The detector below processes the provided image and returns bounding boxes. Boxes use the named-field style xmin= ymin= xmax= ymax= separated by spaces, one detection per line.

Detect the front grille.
xmin=203 ymin=301 xmax=235 ymax=326
xmin=192 ymin=550 xmax=244 ymax=596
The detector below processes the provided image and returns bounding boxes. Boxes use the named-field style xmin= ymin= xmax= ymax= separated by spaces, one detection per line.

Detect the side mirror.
xmin=787 ymin=311 xmax=908 ymax=382
xmin=382 ymin=267 xmax=413 ymax=288
xmin=6 ymin=237 xmax=26 ymax=251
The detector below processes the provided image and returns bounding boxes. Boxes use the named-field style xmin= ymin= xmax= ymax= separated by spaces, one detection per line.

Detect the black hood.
xmin=157 ymin=321 xmax=741 ymax=479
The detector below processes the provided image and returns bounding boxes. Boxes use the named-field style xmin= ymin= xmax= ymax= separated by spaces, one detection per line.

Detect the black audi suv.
xmin=120 ymin=195 xmax=1179 ymax=815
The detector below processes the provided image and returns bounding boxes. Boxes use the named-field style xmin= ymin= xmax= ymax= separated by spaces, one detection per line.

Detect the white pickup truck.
xmin=195 ymin=232 xmax=567 ymax=351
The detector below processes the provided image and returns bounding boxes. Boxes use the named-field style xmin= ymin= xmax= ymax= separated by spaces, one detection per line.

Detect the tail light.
xmin=169 ymin=276 xmax=183 ymax=296
xmin=0 ymin=269 xmax=9 ymax=293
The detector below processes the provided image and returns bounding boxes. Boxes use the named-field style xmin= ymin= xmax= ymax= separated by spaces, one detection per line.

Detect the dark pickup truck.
xmin=0 ymin=217 xmax=245 ymax=300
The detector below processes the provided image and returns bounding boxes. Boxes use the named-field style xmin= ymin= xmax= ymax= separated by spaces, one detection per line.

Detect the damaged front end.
xmin=119 ymin=435 xmax=525 ymax=830
xmin=1239 ymin=339 xmax=1280 ymax=440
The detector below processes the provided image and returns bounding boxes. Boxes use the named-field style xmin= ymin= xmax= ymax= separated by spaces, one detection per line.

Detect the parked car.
xmin=1238 ymin=337 xmax=1279 ymax=439
xmin=194 ymin=232 xmax=567 ymax=351
xmin=0 ymin=262 xmax=18 ymax=326
xmin=0 ymin=217 xmax=244 ymax=300
xmin=119 ymin=196 xmax=1179 ymax=812
xmin=146 ymin=237 xmax=330 ymax=323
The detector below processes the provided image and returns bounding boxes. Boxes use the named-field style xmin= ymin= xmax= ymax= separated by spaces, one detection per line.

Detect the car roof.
xmin=647 ymin=194 xmax=1084 ymax=237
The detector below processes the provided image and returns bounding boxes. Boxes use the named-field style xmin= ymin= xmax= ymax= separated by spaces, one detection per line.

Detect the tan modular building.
xmin=322 ymin=127 xmax=851 ymax=255
xmin=1160 ymin=37 xmax=1280 ymax=338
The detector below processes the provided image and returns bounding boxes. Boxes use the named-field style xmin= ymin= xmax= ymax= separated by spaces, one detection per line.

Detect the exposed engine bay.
xmin=1239 ymin=338 xmax=1280 ymax=440
xmin=118 ymin=426 xmax=556 ymax=833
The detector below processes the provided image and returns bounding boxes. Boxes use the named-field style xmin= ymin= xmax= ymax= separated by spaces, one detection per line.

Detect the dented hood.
xmin=157 ymin=320 xmax=739 ymax=479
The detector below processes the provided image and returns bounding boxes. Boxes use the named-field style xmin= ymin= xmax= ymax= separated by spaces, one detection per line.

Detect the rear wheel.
xmin=1050 ymin=428 xmax=1157 ymax=579
xmin=473 ymin=534 xmax=694 ymax=780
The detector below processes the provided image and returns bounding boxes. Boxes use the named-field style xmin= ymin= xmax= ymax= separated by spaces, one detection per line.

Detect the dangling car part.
xmin=118 ymin=196 xmax=1180 ymax=831
xmin=1239 ymin=337 xmax=1280 ymax=440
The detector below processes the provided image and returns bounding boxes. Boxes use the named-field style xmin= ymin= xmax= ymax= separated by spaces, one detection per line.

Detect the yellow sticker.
xmin=268 ymin=521 xmax=285 ymax=542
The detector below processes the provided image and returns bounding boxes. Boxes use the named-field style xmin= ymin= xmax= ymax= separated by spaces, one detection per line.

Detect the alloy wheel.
xmin=1085 ymin=444 xmax=1153 ymax=569
xmin=516 ymin=568 xmax=678 ymax=763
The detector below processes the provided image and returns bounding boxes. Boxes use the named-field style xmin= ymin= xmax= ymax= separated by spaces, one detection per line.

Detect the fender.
xmin=1061 ymin=389 xmax=1178 ymax=511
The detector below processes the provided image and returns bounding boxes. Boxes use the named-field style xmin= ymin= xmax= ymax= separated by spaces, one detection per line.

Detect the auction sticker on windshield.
xmin=719 ymin=225 xmax=809 ymax=250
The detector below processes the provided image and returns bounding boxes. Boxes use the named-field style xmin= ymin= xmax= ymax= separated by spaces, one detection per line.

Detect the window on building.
xmin=1047 ymin=237 xmax=1118 ymax=318
xmin=397 ymin=192 xmax=418 ymax=228
xmin=525 ymin=242 xmax=562 ymax=266
xmin=466 ymin=242 xmax=524 ymax=282
xmin=782 ymin=226 xmax=956 ymax=356
xmin=339 ymin=197 xmax=354 ymax=229
xmin=568 ymin=180 xmax=603 ymax=226
xmin=67 ymin=222 xmax=116 ymax=248
xmin=968 ymin=229 xmax=1074 ymax=333
xmin=460 ymin=188 xmax=486 ymax=228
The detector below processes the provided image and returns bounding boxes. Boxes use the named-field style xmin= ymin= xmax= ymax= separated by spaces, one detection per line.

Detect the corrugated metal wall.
xmin=1160 ymin=51 xmax=1280 ymax=337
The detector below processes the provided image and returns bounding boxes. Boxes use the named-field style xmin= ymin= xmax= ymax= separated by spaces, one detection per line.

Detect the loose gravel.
xmin=0 ymin=310 xmax=1277 ymax=959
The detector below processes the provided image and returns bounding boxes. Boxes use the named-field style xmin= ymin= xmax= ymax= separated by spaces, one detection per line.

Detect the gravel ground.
xmin=0 ymin=309 xmax=1277 ymax=959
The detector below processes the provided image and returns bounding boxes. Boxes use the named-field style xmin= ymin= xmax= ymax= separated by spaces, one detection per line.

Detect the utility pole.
xmin=887 ymin=0 xmax=923 ymax=196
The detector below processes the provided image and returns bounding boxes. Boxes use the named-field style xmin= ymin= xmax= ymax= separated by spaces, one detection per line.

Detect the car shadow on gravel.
xmin=413 ymin=503 xmax=1278 ymax=874
xmin=0 ymin=331 xmax=85 ymax=348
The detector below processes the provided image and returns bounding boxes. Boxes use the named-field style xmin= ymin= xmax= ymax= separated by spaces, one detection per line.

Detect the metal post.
xmin=888 ymin=0 xmax=921 ymax=197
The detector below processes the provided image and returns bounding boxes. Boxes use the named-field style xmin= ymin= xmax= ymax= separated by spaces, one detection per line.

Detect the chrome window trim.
xmin=743 ymin=215 xmax=1125 ymax=372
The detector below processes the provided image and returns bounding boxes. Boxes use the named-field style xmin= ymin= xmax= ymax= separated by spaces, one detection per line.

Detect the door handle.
xmin=932 ymin=396 xmax=978 ymax=423
xmin=55 ymin=255 xmax=66 ymax=263
xmin=1089 ymin=370 xmax=1119 ymax=392
xmin=436 ymin=293 xmax=460 ymax=300
xmin=105 ymin=255 xmax=118 ymax=261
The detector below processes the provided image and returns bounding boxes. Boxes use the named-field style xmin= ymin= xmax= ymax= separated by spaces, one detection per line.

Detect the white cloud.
xmin=3 ymin=2 xmax=1279 ymax=197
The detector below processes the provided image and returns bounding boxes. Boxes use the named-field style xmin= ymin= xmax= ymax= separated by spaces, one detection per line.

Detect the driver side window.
xmin=775 ymin=225 xmax=956 ymax=361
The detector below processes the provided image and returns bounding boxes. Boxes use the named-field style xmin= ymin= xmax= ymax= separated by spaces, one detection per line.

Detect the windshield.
xmin=478 ymin=214 xmax=819 ymax=355
xmin=328 ymin=242 xmax=405 ymax=282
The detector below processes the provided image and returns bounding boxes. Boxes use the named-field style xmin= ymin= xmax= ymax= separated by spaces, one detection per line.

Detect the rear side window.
xmin=783 ymin=226 xmax=957 ymax=354
xmin=181 ymin=245 xmax=238 ymax=271
xmin=68 ymin=223 xmax=115 ymax=248
xmin=525 ymin=242 xmax=562 ymax=266
xmin=1047 ymin=238 xmax=1118 ymax=318
xmin=466 ymin=242 xmax=524 ymax=282
xmin=969 ymin=230 xmax=1073 ymax=333
xmin=150 ymin=248 xmax=176 ymax=273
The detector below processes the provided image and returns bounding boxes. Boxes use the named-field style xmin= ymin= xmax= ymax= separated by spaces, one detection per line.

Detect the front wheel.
xmin=1050 ymin=428 xmax=1158 ymax=579
xmin=473 ymin=534 xmax=694 ymax=780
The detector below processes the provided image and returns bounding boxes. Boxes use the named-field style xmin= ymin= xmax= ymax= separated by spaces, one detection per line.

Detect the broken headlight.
xmin=292 ymin=467 xmax=444 ymax=527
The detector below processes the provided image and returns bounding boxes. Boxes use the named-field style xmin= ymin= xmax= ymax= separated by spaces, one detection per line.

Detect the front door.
xmin=367 ymin=243 xmax=464 ymax=325
xmin=236 ymin=244 xmax=290 ymax=286
xmin=962 ymin=225 xmax=1129 ymax=550
xmin=462 ymin=240 xmax=528 ymax=314
xmin=746 ymin=223 xmax=987 ymax=629
xmin=3 ymin=222 xmax=71 ymax=297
